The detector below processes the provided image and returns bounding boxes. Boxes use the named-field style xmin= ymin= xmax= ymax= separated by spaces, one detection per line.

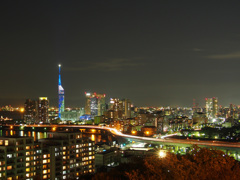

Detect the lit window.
xmin=7 ymin=166 xmax=12 ymax=170
xmin=26 ymin=168 xmax=30 ymax=172
xmin=5 ymin=140 xmax=8 ymax=146
xmin=43 ymin=170 xmax=47 ymax=174
xmin=26 ymin=146 xmax=30 ymax=150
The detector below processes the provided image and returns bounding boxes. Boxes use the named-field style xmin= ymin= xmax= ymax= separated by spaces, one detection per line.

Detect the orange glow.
xmin=91 ymin=129 xmax=96 ymax=133
xmin=131 ymin=130 xmax=137 ymax=134
xmin=10 ymin=126 xmax=13 ymax=129
xmin=52 ymin=127 xmax=56 ymax=131
xmin=91 ymin=134 xmax=95 ymax=141
xmin=20 ymin=108 xmax=24 ymax=112
xmin=145 ymin=131 xmax=150 ymax=135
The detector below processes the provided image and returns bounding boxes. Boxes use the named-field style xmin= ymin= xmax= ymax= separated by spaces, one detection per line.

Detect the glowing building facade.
xmin=38 ymin=97 xmax=49 ymax=123
xmin=205 ymin=97 xmax=218 ymax=120
xmin=58 ymin=64 xmax=65 ymax=119
xmin=85 ymin=92 xmax=106 ymax=116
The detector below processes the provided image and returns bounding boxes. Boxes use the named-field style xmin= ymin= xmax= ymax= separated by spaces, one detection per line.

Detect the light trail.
xmin=7 ymin=124 xmax=240 ymax=149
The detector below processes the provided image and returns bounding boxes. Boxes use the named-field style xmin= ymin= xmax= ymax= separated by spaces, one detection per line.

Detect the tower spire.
xmin=58 ymin=64 xmax=64 ymax=119
xmin=58 ymin=64 xmax=61 ymax=85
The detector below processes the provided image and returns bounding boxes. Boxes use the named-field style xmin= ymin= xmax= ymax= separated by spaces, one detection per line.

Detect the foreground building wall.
xmin=0 ymin=132 xmax=95 ymax=180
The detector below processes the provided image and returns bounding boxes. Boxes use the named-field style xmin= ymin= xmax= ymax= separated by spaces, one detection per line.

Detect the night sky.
xmin=2 ymin=0 xmax=240 ymax=107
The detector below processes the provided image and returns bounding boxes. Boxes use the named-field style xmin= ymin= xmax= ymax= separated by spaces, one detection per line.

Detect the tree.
xmin=126 ymin=146 xmax=240 ymax=180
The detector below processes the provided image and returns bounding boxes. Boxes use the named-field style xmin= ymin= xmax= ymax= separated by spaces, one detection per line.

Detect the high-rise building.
xmin=24 ymin=99 xmax=37 ymax=124
xmin=121 ymin=99 xmax=132 ymax=119
xmin=108 ymin=98 xmax=123 ymax=119
xmin=58 ymin=64 xmax=65 ymax=119
xmin=205 ymin=97 xmax=218 ymax=119
xmin=38 ymin=97 xmax=49 ymax=123
xmin=85 ymin=92 xmax=106 ymax=116
xmin=107 ymin=98 xmax=132 ymax=119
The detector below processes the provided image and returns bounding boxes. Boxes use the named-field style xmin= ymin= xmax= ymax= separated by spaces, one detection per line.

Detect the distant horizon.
xmin=0 ymin=96 xmax=237 ymax=109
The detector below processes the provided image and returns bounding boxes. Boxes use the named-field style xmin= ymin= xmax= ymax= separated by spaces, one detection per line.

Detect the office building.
xmin=61 ymin=108 xmax=84 ymax=122
xmin=205 ymin=97 xmax=218 ymax=120
xmin=108 ymin=98 xmax=123 ymax=119
xmin=85 ymin=92 xmax=106 ymax=116
xmin=121 ymin=99 xmax=131 ymax=119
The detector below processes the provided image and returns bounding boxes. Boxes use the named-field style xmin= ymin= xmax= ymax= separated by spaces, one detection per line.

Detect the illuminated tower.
xmin=58 ymin=64 xmax=65 ymax=119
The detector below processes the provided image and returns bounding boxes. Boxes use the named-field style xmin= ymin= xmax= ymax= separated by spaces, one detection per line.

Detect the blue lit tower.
xmin=58 ymin=64 xmax=65 ymax=119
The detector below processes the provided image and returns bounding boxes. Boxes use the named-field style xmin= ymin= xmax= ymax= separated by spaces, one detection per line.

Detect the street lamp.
xmin=159 ymin=150 xmax=166 ymax=158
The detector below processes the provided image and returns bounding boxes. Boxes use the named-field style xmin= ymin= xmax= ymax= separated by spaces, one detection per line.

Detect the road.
xmin=7 ymin=124 xmax=240 ymax=149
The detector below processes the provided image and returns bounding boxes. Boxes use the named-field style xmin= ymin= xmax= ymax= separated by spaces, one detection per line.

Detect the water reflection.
xmin=2 ymin=129 xmax=102 ymax=143
xmin=2 ymin=130 xmax=47 ymax=141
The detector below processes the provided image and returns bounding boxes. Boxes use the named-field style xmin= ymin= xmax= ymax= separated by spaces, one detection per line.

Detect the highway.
xmin=5 ymin=124 xmax=240 ymax=149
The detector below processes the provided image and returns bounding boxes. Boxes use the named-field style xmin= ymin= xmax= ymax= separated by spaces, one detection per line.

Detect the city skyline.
xmin=2 ymin=1 xmax=240 ymax=107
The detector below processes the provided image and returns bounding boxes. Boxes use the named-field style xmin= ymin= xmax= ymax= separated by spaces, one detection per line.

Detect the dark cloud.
xmin=65 ymin=58 xmax=145 ymax=72
xmin=207 ymin=51 xmax=240 ymax=59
